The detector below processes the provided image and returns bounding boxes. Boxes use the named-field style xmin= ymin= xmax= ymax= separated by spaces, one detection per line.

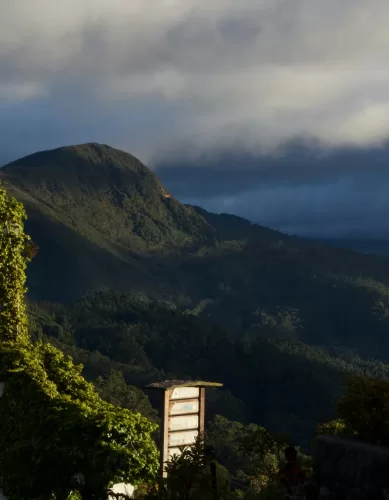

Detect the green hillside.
xmin=3 ymin=142 xmax=389 ymax=444
xmin=1 ymin=143 xmax=216 ymax=301
xmin=28 ymin=290 xmax=389 ymax=447
xmin=3 ymin=143 xmax=213 ymax=250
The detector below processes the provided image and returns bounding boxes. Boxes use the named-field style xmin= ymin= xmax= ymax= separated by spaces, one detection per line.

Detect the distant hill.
xmin=313 ymin=237 xmax=389 ymax=257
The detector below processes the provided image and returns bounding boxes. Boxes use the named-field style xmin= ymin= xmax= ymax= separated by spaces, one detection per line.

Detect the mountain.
xmin=3 ymin=143 xmax=389 ymax=359
xmin=4 ymin=142 xmax=389 ymax=444
xmin=1 ymin=143 xmax=216 ymax=301
xmin=0 ymin=143 xmax=293 ymax=303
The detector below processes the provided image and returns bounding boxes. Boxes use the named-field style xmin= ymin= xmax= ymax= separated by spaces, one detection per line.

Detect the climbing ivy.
xmin=0 ymin=184 xmax=159 ymax=499
xmin=0 ymin=184 xmax=31 ymax=343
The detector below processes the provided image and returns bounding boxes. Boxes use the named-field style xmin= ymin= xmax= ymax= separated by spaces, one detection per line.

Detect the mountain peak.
xmin=3 ymin=142 xmax=147 ymax=175
xmin=1 ymin=143 xmax=163 ymax=200
xmin=0 ymin=143 xmax=214 ymax=274
xmin=53 ymin=142 xmax=140 ymax=162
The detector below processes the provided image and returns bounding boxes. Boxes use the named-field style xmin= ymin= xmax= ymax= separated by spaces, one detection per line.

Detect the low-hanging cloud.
xmin=156 ymin=144 xmax=389 ymax=238
xmin=1 ymin=0 xmax=389 ymax=163
xmin=180 ymin=178 xmax=385 ymax=239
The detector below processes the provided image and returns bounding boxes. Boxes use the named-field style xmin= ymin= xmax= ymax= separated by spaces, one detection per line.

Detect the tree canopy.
xmin=0 ymin=184 xmax=159 ymax=499
xmin=318 ymin=375 xmax=389 ymax=448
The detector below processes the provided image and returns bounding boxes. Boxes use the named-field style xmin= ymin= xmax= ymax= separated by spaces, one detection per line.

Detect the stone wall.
xmin=313 ymin=435 xmax=389 ymax=499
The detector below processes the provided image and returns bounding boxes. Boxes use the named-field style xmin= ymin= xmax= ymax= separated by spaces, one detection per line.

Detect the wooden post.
xmin=199 ymin=387 xmax=205 ymax=437
xmin=161 ymin=389 xmax=171 ymax=478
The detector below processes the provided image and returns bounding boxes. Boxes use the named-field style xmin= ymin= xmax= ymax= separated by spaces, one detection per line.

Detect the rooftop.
xmin=145 ymin=380 xmax=223 ymax=390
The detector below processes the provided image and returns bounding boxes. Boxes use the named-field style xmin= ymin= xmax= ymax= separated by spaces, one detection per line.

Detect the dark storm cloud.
xmin=2 ymin=0 xmax=389 ymax=162
xmin=156 ymin=143 xmax=389 ymax=238
xmin=155 ymin=142 xmax=389 ymax=197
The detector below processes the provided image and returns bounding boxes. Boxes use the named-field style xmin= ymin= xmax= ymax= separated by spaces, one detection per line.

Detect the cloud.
xmin=0 ymin=83 xmax=44 ymax=102
xmin=1 ymin=0 xmax=389 ymax=163
xmin=156 ymin=143 xmax=389 ymax=238
xmin=175 ymin=175 xmax=389 ymax=239
xmin=2 ymin=0 xmax=389 ymax=238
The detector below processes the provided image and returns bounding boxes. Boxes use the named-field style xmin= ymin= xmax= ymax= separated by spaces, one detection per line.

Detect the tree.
xmin=316 ymin=375 xmax=389 ymax=447
xmin=0 ymin=185 xmax=159 ymax=499
xmin=137 ymin=437 xmax=207 ymax=500
xmin=95 ymin=370 xmax=158 ymax=423
xmin=337 ymin=375 xmax=389 ymax=446
xmin=0 ymin=342 xmax=159 ymax=499
xmin=206 ymin=416 xmax=287 ymax=494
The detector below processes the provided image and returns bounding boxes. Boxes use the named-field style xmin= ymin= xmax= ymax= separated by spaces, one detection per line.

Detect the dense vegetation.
xmin=28 ymin=289 xmax=389 ymax=447
xmin=3 ymin=142 xmax=389 ymax=456
xmin=142 ymin=420 xmax=306 ymax=499
xmin=318 ymin=375 xmax=389 ymax=447
xmin=0 ymin=184 xmax=159 ymax=500
xmin=0 ymin=177 xmax=308 ymax=499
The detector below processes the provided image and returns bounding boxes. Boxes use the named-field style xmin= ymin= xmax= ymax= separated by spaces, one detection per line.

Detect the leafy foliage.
xmin=0 ymin=183 xmax=159 ymax=499
xmin=137 ymin=417 xmax=309 ymax=500
xmin=315 ymin=419 xmax=351 ymax=438
xmin=337 ymin=376 xmax=389 ymax=446
xmin=0 ymin=342 xmax=159 ymax=499
xmin=28 ymin=289 xmax=389 ymax=447
xmin=0 ymin=183 xmax=31 ymax=342
xmin=316 ymin=375 xmax=389 ymax=449
xmin=159 ymin=437 xmax=208 ymax=499
xmin=206 ymin=416 xmax=285 ymax=493
xmin=95 ymin=370 xmax=159 ymax=423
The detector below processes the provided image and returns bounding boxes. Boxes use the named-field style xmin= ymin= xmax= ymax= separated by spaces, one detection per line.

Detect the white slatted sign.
xmin=170 ymin=387 xmax=199 ymax=400
xmin=149 ymin=381 xmax=222 ymax=477
xmin=170 ymin=399 xmax=199 ymax=415
xmin=169 ymin=414 xmax=199 ymax=431
xmin=168 ymin=447 xmax=183 ymax=460
xmin=168 ymin=429 xmax=199 ymax=447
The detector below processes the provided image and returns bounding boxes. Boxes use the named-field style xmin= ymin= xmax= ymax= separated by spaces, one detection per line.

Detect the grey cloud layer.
xmin=2 ymin=0 xmax=389 ymax=162
xmin=2 ymin=0 xmax=389 ymax=238
xmin=156 ymin=144 xmax=389 ymax=238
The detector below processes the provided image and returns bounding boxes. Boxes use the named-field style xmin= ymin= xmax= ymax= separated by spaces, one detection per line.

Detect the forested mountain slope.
xmin=28 ymin=290 xmax=389 ymax=446
xmin=3 ymin=143 xmax=389 ymax=444
xmin=1 ymin=143 xmax=389 ymax=356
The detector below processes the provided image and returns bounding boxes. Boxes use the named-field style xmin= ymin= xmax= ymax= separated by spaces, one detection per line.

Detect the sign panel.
xmin=109 ymin=483 xmax=134 ymax=500
xmin=170 ymin=399 xmax=199 ymax=415
xmin=169 ymin=414 xmax=199 ymax=432
xmin=168 ymin=429 xmax=199 ymax=447
xmin=170 ymin=387 xmax=199 ymax=400
xmin=168 ymin=447 xmax=183 ymax=460
xmin=150 ymin=383 xmax=218 ymax=477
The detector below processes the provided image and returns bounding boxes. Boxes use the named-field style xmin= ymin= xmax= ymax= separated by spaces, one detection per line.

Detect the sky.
xmin=1 ymin=0 xmax=389 ymax=238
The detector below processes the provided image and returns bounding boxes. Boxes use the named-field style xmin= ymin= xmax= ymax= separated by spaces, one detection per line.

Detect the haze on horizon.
xmin=1 ymin=0 xmax=389 ymax=238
